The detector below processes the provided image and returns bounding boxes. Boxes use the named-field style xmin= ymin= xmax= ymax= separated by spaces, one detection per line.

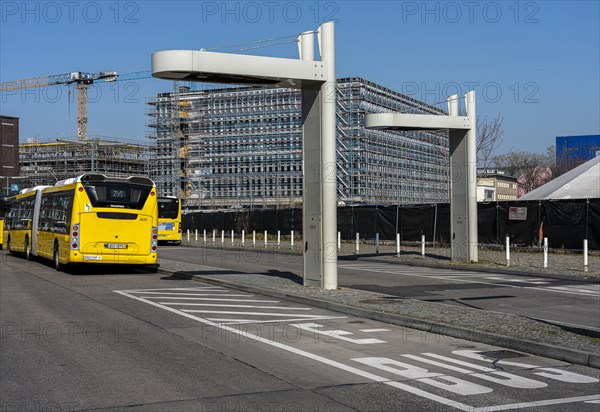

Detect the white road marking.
xmin=130 ymin=292 xmax=249 ymax=296
xmin=419 ymin=353 xmax=547 ymax=388
xmin=126 ymin=287 xmax=226 ymax=292
xmin=360 ymin=328 xmax=390 ymax=333
xmin=208 ymin=317 xmax=346 ymax=325
xmin=141 ymin=297 xmax=280 ymax=302
xmin=485 ymin=277 xmax=550 ymax=285
xmin=293 ymin=323 xmax=386 ymax=344
xmin=159 ymin=303 xmax=313 ymax=310
xmin=339 ymin=263 xmax=598 ymax=297
xmin=453 ymin=350 xmax=599 ymax=384
xmin=476 ymin=395 xmax=600 ymax=411
xmin=545 ymin=285 xmax=599 ymax=295
xmin=181 ymin=310 xmax=340 ymax=318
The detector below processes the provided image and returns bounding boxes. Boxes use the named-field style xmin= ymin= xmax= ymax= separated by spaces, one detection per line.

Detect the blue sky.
xmin=1 ymin=0 xmax=598 ymax=155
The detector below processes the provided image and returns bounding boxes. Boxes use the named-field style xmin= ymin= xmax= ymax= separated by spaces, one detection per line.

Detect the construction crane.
xmin=0 ymin=70 xmax=152 ymax=141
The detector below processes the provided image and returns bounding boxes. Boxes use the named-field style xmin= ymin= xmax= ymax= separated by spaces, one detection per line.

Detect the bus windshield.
xmin=158 ymin=198 xmax=180 ymax=219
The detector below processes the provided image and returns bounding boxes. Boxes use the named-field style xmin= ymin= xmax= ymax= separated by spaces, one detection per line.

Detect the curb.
xmin=159 ymin=267 xmax=600 ymax=369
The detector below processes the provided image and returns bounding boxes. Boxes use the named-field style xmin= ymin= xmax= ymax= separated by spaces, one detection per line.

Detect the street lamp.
xmin=152 ymin=22 xmax=338 ymax=289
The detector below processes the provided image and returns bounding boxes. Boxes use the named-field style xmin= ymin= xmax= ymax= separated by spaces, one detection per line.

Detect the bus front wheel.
xmin=53 ymin=243 xmax=62 ymax=271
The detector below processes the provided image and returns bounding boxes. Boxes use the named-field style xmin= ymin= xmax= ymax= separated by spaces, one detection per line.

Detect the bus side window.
xmin=39 ymin=196 xmax=50 ymax=231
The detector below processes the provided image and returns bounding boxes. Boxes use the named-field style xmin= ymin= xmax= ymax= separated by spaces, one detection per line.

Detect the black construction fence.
xmin=183 ymin=199 xmax=600 ymax=250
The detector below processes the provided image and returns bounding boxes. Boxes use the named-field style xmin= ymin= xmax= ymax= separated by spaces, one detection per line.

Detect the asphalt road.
xmin=158 ymin=245 xmax=600 ymax=330
xmin=1 ymin=251 xmax=599 ymax=411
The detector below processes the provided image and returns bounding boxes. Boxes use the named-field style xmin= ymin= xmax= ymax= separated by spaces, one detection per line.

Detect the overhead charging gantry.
xmin=152 ymin=22 xmax=338 ymax=289
xmin=366 ymin=92 xmax=479 ymax=262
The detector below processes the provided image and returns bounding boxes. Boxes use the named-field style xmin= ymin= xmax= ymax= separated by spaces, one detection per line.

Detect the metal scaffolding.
xmin=18 ymin=138 xmax=149 ymax=188
xmin=146 ymin=77 xmax=449 ymax=210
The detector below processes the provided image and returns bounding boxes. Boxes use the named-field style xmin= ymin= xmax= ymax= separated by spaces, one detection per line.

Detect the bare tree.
xmin=492 ymin=150 xmax=553 ymax=195
xmin=545 ymin=145 xmax=557 ymax=176
xmin=554 ymin=144 xmax=587 ymax=176
xmin=477 ymin=113 xmax=504 ymax=170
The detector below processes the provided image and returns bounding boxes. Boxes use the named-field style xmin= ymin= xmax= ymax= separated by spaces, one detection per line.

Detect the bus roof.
xmin=55 ymin=174 xmax=155 ymax=187
xmin=19 ymin=185 xmax=51 ymax=194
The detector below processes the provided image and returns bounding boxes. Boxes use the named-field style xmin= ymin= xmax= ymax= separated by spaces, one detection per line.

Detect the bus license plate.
xmin=159 ymin=222 xmax=174 ymax=231
xmin=84 ymin=255 xmax=102 ymax=261
xmin=105 ymin=243 xmax=127 ymax=249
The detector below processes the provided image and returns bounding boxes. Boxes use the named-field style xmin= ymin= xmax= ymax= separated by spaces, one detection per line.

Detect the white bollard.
xmin=375 ymin=233 xmax=380 ymax=256
xmin=221 ymin=230 xmax=224 ymax=244
xmin=187 ymin=229 xmax=190 ymax=242
xmin=421 ymin=234 xmax=425 ymax=257
xmin=584 ymin=239 xmax=589 ymax=272
xmin=506 ymin=235 xmax=510 ymax=267
xmin=291 ymin=230 xmax=294 ymax=249
xmin=195 ymin=229 xmax=198 ymax=242
xmin=277 ymin=230 xmax=281 ymax=248
xmin=396 ymin=233 xmax=400 ymax=257
xmin=543 ymin=237 xmax=548 ymax=268
xmin=338 ymin=231 xmax=341 ymax=251
xmin=231 ymin=230 xmax=234 ymax=245
xmin=356 ymin=232 xmax=360 ymax=254
xmin=212 ymin=229 xmax=216 ymax=243
xmin=203 ymin=229 xmax=206 ymax=243
xmin=253 ymin=230 xmax=256 ymax=247
xmin=241 ymin=230 xmax=245 ymax=246
xmin=264 ymin=230 xmax=268 ymax=248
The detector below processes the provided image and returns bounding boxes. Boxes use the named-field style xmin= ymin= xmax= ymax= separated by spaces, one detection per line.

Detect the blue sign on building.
xmin=10 ymin=184 xmax=20 ymax=193
xmin=556 ymin=134 xmax=600 ymax=174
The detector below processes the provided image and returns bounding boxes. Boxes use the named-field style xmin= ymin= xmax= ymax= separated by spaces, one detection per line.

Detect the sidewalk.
xmin=157 ymin=250 xmax=600 ymax=369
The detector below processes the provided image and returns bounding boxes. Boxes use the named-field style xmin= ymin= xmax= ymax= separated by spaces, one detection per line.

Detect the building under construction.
xmin=18 ymin=138 xmax=149 ymax=189
xmin=147 ymin=77 xmax=449 ymax=210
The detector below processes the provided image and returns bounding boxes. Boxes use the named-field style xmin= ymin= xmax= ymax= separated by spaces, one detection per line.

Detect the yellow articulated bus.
xmin=0 ymin=196 xmax=10 ymax=250
xmin=2 ymin=186 xmax=49 ymax=259
xmin=2 ymin=174 xmax=158 ymax=270
xmin=158 ymin=196 xmax=182 ymax=245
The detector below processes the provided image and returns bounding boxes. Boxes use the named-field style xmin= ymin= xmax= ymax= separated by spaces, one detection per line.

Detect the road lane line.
xmin=159 ymin=303 xmax=312 ymax=310
xmin=144 ymin=297 xmax=280 ymax=302
xmin=180 ymin=310 xmax=344 ymax=318
xmin=125 ymin=287 xmax=226 ymax=292
xmin=131 ymin=292 xmax=249 ymax=296
xmin=339 ymin=264 xmax=598 ymax=297
xmin=360 ymin=329 xmax=390 ymax=333
xmin=208 ymin=317 xmax=347 ymax=325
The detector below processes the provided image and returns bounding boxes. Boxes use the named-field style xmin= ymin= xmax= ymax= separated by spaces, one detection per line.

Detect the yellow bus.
xmin=2 ymin=187 xmax=49 ymax=259
xmin=0 ymin=195 xmax=9 ymax=250
xmin=3 ymin=174 xmax=158 ymax=270
xmin=158 ymin=196 xmax=182 ymax=245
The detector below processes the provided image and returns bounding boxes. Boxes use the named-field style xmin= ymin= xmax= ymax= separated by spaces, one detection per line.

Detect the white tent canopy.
xmin=520 ymin=156 xmax=600 ymax=200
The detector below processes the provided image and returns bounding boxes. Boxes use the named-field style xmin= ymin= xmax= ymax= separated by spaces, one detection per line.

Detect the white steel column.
xmin=320 ymin=21 xmax=338 ymax=290
xmin=465 ymin=90 xmax=478 ymax=262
